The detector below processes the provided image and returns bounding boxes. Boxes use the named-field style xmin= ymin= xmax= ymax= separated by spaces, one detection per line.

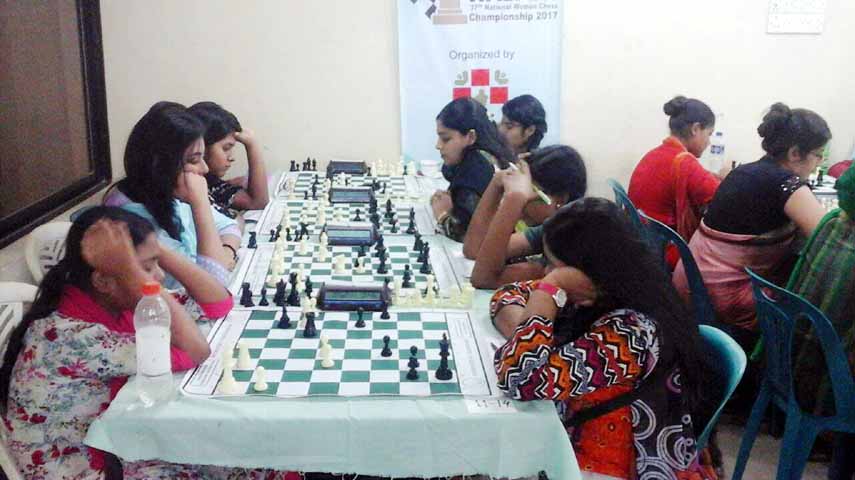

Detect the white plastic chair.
xmin=25 ymin=221 xmax=72 ymax=283
xmin=0 ymin=281 xmax=35 ymax=480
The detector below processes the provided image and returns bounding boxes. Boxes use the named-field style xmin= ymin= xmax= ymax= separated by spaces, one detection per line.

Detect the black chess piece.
xmin=269 ymin=229 xmax=277 ymax=242
xmin=311 ymin=159 xmax=317 ymax=171
xmin=240 ymin=282 xmax=255 ymax=307
xmin=390 ymin=218 xmax=398 ymax=234
xmin=355 ymin=307 xmax=366 ymax=328
xmin=259 ymin=286 xmax=269 ymax=306
xmin=384 ymin=199 xmax=394 ymax=219
xmin=290 ymin=159 xmax=298 ymax=172
xmin=381 ymin=335 xmax=392 ymax=357
xmin=435 ymin=353 xmax=452 ymax=380
xmin=275 ymin=225 xmax=282 ymax=240
xmin=413 ymin=232 xmax=423 ymax=251
xmin=353 ymin=208 xmax=362 ymax=222
xmin=377 ymin=255 xmax=388 ymax=274
xmin=406 ymin=355 xmax=419 ymax=380
xmin=375 ymin=235 xmax=385 ymax=252
xmin=303 ymin=312 xmax=317 ymax=338
xmin=305 ymin=277 xmax=313 ymax=298
xmin=417 ymin=243 xmax=429 ymax=263
xmin=402 ymin=265 xmax=414 ymax=288
xmin=409 ymin=207 xmax=416 ymax=221
xmin=370 ymin=212 xmax=381 ymax=228
xmin=380 ymin=302 xmax=390 ymax=320
xmin=372 ymin=178 xmax=380 ymax=191
xmin=277 ymin=305 xmax=291 ymax=329
xmin=406 ymin=217 xmax=416 ymax=235
xmin=420 ymin=257 xmax=433 ymax=275
xmin=273 ymin=279 xmax=287 ymax=306
xmin=358 ymin=245 xmax=367 ymax=257
xmin=285 ymin=228 xmax=292 ymax=242
xmin=381 ymin=182 xmax=387 ymax=195
xmin=248 ymin=231 xmax=257 ymax=249
xmin=300 ymin=222 xmax=309 ymax=239
xmin=286 ymin=280 xmax=300 ymax=306
xmin=403 ymin=164 xmax=409 ymax=176
xmin=410 ymin=345 xmax=418 ymax=357
xmin=408 ymin=355 xmax=420 ymax=370
xmin=304 ymin=190 xmax=309 ymax=200
xmin=311 ymin=184 xmax=317 ymax=200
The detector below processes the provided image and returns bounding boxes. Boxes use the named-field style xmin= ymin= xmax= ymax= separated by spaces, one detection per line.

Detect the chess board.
xmin=231 ymin=237 xmax=458 ymax=300
xmin=275 ymin=172 xmax=416 ymax=200
xmin=180 ymin=308 xmax=496 ymax=397
xmin=252 ymin=198 xmax=434 ymax=240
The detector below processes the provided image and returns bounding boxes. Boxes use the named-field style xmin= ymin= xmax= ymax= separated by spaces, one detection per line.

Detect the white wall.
xmin=3 ymin=0 xmax=854 ymax=281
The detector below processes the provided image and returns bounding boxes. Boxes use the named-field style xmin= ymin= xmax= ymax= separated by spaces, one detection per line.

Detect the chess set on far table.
xmin=206 ymin=160 xmax=489 ymax=399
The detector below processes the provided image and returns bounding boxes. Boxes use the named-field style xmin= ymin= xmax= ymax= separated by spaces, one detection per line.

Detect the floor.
xmin=717 ymin=422 xmax=829 ymax=480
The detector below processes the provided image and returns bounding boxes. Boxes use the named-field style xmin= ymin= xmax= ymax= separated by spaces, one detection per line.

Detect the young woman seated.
xmin=0 ymin=207 xmax=245 ymax=479
xmin=188 ymin=102 xmax=270 ymax=221
xmin=628 ymin=96 xmax=729 ymax=267
xmin=493 ymin=198 xmax=713 ymax=479
xmin=104 ymin=102 xmax=241 ymax=285
xmin=431 ymin=97 xmax=514 ymax=242
xmin=464 ymin=145 xmax=586 ymax=292
xmin=674 ymin=103 xmax=830 ymax=343
xmin=497 ymin=94 xmax=548 ymax=156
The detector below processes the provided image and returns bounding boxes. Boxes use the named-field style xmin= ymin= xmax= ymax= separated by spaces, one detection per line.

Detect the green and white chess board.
xmin=180 ymin=308 xmax=495 ymax=397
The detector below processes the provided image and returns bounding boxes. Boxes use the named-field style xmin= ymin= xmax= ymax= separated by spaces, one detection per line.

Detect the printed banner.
xmin=398 ymin=0 xmax=563 ymax=166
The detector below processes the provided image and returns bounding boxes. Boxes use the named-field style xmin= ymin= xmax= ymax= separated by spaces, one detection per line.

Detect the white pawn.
xmin=319 ymin=243 xmax=329 ymax=262
xmin=218 ymin=364 xmax=240 ymax=395
xmin=237 ymin=340 xmax=252 ymax=370
xmin=266 ymin=274 xmax=277 ymax=288
xmin=355 ymin=256 xmax=366 ymax=274
xmin=253 ymin=366 xmax=268 ymax=392
xmin=424 ymin=274 xmax=436 ymax=301
xmin=334 ymin=255 xmax=347 ymax=274
xmin=309 ymin=297 xmax=317 ymax=312
xmin=221 ymin=345 xmax=236 ymax=369
xmin=320 ymin=231 xmax=328 ymax=247
xmin=298 ymin=239 xmax=309 ymax=255
xmin=298 ymin=264 xmax=305 ymax=283
xmin=318 ymin=209 xmax=326 ymax=225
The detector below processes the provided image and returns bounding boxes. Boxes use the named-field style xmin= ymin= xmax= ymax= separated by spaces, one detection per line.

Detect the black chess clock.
xmin=327 ymin=160 xmax=368 ymax=177
xmin=324 ymin=222 xmax=378 ymax=246
xmin=328 ymin=186 xmax=374 ymax=204
xmin=317 ymin=282 xmax=390 ymax=312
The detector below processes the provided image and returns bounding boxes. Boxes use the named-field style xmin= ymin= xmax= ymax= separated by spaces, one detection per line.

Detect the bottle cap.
xmin=141 ymin=281 xmax=161 ymax=296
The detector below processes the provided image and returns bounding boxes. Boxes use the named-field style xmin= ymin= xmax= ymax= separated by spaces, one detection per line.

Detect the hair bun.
xmin=758 ymin=102 xmax=792 ymax=139
xmin=663 ymin=96 xmax=688 ymax=117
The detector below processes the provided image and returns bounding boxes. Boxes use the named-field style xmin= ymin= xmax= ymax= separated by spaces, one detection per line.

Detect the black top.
xmin=206 ymin=174 xmax=242 ymax=219
xmin=437 ymin=149 xmax=495 ymax=241
xmin=704 ymin=157 xmax=806 ymax=235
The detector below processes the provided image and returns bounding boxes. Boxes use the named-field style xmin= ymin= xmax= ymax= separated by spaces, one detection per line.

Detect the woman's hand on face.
xmin=174 ymin=171 xmax=209 ymax=206
xmin=502 ymin=158 xmax=537 ymax=202
xmin=234 ymin=129 xmax=257 ymax=149
xmin=81 ymin=219 xmax=142 ymax=277
xmin=543 ymin=266 xmax=597 ymax=307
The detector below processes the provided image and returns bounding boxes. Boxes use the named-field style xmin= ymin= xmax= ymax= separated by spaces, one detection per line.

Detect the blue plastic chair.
xmin=638 ymin=212 xmax=730 ymax=332
xmin=697 ymin=325 xmax=747 ymax=450
xmin=607 ymin=179 xmax=646 ymax=235
xmin=732 ymin=269 xmax=855 ymax=480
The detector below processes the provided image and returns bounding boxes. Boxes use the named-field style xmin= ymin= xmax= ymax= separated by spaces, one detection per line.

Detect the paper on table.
xmin=465 ymin=397 xmax=517 ymax=414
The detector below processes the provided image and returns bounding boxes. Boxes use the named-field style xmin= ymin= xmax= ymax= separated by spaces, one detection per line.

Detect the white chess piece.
xmin=298 ymin=265 xmax=305 ymax=283
xmin=320 ymin=231 xmax=328 ymax=247
xmin=320 ymin=336 xmax=334 ymax=368
xmin=266 ymin=275 xmax=277 ymax=288
xmin=309 ymin=297 xmax=317 ymax=313
xmin=355 ymin=256 xmax=366 ymax=274
xmin=334 ymin=255 xmax=346 ymax=274
xmin=253 ymin=366 xmax=268 ymax=392
xmin=221 ymin=346 xmax=236 ymax=369
xmin=218 ymin=364 xmax=240 ymax=395
xmin=299 ymin=239 xmax=308 ymax=255
xmin=318 ymin=209 xmax=326 ymax=225
xmin=319 ymin=244 xmax=329 ymax=262
xmin=237 ymin=340 xmax=252 ymax=369
xmin=393 ymin=278 xmax=402 ymax=300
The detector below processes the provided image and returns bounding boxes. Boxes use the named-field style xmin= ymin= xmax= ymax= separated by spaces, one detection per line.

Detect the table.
xmin=84 ymin=172 xmax=581 ymax=479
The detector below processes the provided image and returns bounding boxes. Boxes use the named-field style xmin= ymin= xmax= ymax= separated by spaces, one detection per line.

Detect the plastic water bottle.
xmin=709 ymin=131 xmax=726 ymax=171
xmin=134 ymin=281 xmax=173 ymax=406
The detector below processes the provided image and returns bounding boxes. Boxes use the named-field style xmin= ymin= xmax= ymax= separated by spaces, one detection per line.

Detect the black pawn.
xmin=390 ymin=218 xmax=399 ymax=234
xmin=259 ymin=286 xmax=269 ymax=306
xmin=402 ymin=265 xmax=414 ymax=288
xmin=355 ymin=307 xmax=366 ymax=328
xmin=311 ymin=184 xmax=317 ymax=200
xmin=286 ymin=228 xmax=292 ymax=242
xmin=381 ymin=335 xmax=392 ymax=357
xmin=406 ymin=217 xmax=416 ymax=235
xmin=248 ymin=231 xmax=257 ymax=249
xmin=409 ymin=207 xmax=416 ymax=221
xmin=375 ymin=235 xmax=385 ymax=252
xmin=275 ymin=225 xmax=282 ymax=240
xmin=277 ymin=305 xmax=291 ymax=329
xmin=273 ymin=279 xmax=287 ymax=306
xmin=413 ymin=232 xmax=423 ymax=251
xmin=353 ymin=208 xmax=362 ymax=222
xmin=304 ymin=190 xmax=309 ymax=200
xmin=408 ymin=356 xmax=420 ymax=370
xmin=303 ymin=312 xmax=317 ymax=338
xmin=269 ymin=229 xmax=277 ymax=242
xmin=240 ymin=282 xmax=255 ymax=307
xmin=382 ymin=183 xmax=387 ymax=195
xmin=380 ymin=302 xmax=390 ymax=320
xmin=377 ymin=255 xmax=388 ymax=274
xmin=406 ymin=364 xmax=419 ymax=380
xmin=384 ymin=199 xmax=394 ymax=218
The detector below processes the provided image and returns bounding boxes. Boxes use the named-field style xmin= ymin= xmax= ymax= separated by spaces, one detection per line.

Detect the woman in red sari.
xmin=629 ymin=97 xmax=730 ymax=266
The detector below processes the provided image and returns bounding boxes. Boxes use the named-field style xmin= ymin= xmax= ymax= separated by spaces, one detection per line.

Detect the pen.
xmin=507 ymin=163 xmax=552 ymax=205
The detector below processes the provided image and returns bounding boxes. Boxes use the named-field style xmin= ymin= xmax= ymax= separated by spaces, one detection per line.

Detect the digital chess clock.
xmin=317 ymin=282 xmax=389 ymax=311
xmin=329 ymin=186 xmax=374 ymax=204
xmin=327 ymin=160 xmax=368 ymax=177
xmin=324 ymin=222 xmax=378 ymax=246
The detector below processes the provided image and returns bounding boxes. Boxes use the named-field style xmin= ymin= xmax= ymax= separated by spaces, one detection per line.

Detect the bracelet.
xmin=222 ymin=244 xmax=238 ymax=261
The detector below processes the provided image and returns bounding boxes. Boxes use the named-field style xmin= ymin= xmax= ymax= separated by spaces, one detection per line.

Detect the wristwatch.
xmin=537 ymin=281 xmax=567 ymax=308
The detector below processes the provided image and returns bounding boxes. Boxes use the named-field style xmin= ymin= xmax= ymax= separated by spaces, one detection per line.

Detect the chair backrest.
xmin=746 ymin=268 xmax=855 ymax=416
xmin=24 ymin=221 xmax=72 ymax=283
xmin=606 ymin=179 xmax=646 ymax=234
xmin=696 ymin=325 xmax=747 ymax=450
xmin=0 ymin=282 xmax=37 ymax=369
xmin=640 ymin=212 xmax=719 ymax=329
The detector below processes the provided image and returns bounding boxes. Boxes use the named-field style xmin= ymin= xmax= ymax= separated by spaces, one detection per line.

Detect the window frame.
xmin=0 ymin=0 xmax=111 ymax=249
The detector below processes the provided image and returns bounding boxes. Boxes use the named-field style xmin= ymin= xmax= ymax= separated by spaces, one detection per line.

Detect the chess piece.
xmin=390 ymin=218 xmax=399 ymax=234
xmin=334 ymin=255 xmax=347 ymax=274
xmin=237 ymin=340 xmax=252 ymax=369
xmin=248 ymin=231 xmax=257 ymax=249
xmin=290 ymin=159 xmax=298 ymax=172
xmin=355 ymin=307 xmax=366 ymax=328
xmin=258 ymin=286 xmax=269 ymax=306
xmin=278 ymin=304 xmax=291 ymax=328
xmin=353 ymin=208 xmax=362 ymax=222
xmin=305 ymin=277 xmax=313 ymax=298
xmin=303 ymin=312 xmax=317 ymax=338
xmin=240 ymin=282 xmax=255 ymax=307
xmin=218 ymin=364 xmax=240 ymax=394
xmin=253 ymin=366 xmax=268 ymax=392
xmin=380 ymin=302 xmax=390 ymax=320
xmin=413 ymin=232 xmax=423 ymax=251
xmin=377 ymin=255 xmax=388 ymax=274
xmin=381 ymin=335 xmax=393 ymax=357
xmin=435 ymin=334 xmax=453 ymax=380
xmin=320 ymin=336 xmax=334 ymax=368
xmin=286 ymin=275 xmax=300 ymax=306
xmin=273 ymin=279 xmax=287 ymax=306
xmin=402 ymin=265 xmax=414 ymax=288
